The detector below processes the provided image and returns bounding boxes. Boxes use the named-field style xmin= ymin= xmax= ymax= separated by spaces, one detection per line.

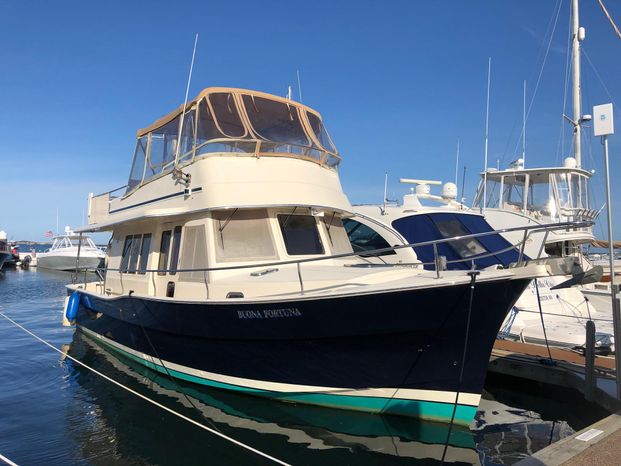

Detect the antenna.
xmin=296 ymin=69 xmax=303 ymax=103
xmin=455 ymin=139 xmax=460 ymax=186
xmin=174 ymin=33 xmax=199 ymax=168
xmin=286 ymin=85 xmax=292 ymax=100
xmin=460 ymin=166 xmax=467 ymax=210
xmin=522 ymin=79 xmax=526 ymax=166
xmin=482 ymin=57 xmax=492 ymax=214
xmin=382 ymin=172 xmax=388 ymax=215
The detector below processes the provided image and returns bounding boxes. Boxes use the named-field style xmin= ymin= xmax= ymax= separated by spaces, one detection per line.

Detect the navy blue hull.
xmin=75 ymin=278 xmax=529 ymax=398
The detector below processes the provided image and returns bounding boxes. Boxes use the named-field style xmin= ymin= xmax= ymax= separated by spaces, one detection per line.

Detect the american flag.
xmin=44 ymin=230 xmax=53 ymax=237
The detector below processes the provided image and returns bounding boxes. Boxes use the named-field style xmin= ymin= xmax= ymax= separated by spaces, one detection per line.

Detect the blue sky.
xmin=1 ymin=0 xmax=620 ymax=242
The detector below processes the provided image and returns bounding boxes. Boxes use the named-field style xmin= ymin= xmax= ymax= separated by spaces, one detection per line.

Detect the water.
xmin=0 ymin=269 xmax=607 ymax=465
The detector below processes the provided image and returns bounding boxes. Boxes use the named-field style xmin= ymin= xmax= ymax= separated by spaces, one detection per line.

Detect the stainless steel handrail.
xmin=85 ymin=221 xmax=590 ymax=285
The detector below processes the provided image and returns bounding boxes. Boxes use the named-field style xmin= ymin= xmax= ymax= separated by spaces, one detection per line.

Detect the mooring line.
xmin=0 ymin=453 xmax=18 ymax=466
xmin=0 ymin=312 xmax=292 ymax=466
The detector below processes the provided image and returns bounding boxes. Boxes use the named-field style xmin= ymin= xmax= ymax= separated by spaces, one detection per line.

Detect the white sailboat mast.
xmin=571 ymin=0 xmax=583 ymax=167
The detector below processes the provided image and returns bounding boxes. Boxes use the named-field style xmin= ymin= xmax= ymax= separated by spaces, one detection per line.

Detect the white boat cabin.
xmin=83 ymin=88 xmax=414 ymax=300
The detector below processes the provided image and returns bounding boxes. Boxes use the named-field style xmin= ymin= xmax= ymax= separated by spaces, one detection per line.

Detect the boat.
xmin=64 ymin=331 xmax=480 ymax=465
xmin=468 ymin=0 xmax=621 ymax=346
xmin=37 ymin=226 xmax=105 ymax=271
xmin=351 ymin=178 xmax=613 ymax=352
xmin=0 ymin=231 xmax=11 ymax=269
xmin=65 ymin=86 xmax=553 ymax=425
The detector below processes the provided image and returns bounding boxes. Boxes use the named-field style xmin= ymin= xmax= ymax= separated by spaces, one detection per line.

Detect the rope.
xmin=0 ymin=453 xmax=18 ymax=466
xmin=134 ymin=299 xmax=222 ymax=433
xmin=0 ymin=311 xmax=292 ymax=466
xmin=598 ymin=0 xmax=621 ymax=41
xmin=441 ymin=271 xmax=479 ymax=464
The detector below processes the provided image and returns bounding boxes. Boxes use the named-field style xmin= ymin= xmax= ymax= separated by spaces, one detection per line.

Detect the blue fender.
xmin=66 ymin=291 xmax=80 ymax=321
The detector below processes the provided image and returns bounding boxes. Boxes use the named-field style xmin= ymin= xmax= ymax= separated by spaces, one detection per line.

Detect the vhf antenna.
xmin=174 ymin=33 xmax=199 ymax=173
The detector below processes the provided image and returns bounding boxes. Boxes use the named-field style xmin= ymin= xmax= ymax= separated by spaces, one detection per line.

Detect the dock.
xmin=490 ymin=339 xmax=621 ymax=464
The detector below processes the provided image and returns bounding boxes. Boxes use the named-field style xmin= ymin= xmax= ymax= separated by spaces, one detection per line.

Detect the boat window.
xmin=179 ymin=225 xmax=208 ymax=282
xmin=322 ymin=214 xmax=353 ymax=254
xmin=306 ymin=111 xmax=337 ymax=154
xmin=196 ymin=98 xmax=221 ymax=146
xmin=343 ymin=219 xmax=396 ymax=256
xmin=127 ymin=235 xmax=141 ymax=273
xmin=552 ymin=172 xmax=588 ymax=214
xmin=473 ymin=178 xmax=501 ymax=209
xmin=213 ymin=209 xmax=277 ymax=262
xmin=120 ymin=236 xmax=134 ymax=272
xmin=209 ymin=93 xmax=246 ymax=138
xmin=127 ymin=137 xmax=148 ymax=192
xmin=433 ymin=219 xmax=487 ymax=258
xmin=278 ymin=214 xmax=324 ymax=256
xmin=157 ymin=230 xmax=172 ymax=276
xmin=146 ymin=116 xmax=180 ymax=179
xmin=501 ymin=175 xmax=526 ymax=211
xmin=177 ymin=108 xmax=196 ymax=163
xmin=527 ymin=174 xmax=552 ymax=215
xmin=138 ymin=234 xmax=151 ymax=274
xmin=169 ymin=226 xmax=182 ymax=275
xmin=242 ymin=95 xmax=309 ymax=146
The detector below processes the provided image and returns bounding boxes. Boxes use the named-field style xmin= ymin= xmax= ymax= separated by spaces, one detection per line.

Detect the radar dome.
xmin=564 ymin=157 xmax=577 ymax=168
xmin=442 ymin=182 xmax=457 ymax=199
xmin=415 ymin=184 xmax=431 ymax=195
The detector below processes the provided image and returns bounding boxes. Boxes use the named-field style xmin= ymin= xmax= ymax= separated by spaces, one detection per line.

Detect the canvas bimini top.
xmin=126 ymin=87 xmax=340 ymax=194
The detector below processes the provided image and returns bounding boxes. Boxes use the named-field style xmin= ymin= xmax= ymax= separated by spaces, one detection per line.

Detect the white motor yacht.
xmin=64 ymin=86 xmax=556 ymax=425
xmin=38 ymin=227 xmax=105 ymax=271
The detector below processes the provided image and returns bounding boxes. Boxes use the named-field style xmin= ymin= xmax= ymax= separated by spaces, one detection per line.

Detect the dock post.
xmin=584 ymin=320 xmax=596 ymax=402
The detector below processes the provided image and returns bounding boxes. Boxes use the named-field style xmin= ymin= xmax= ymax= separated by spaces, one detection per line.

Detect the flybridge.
xmin=126 ymin=87 xmax=340 ymax=194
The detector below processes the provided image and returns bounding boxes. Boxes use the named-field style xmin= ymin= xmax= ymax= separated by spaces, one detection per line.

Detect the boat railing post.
xmin=585 ymin=319 xmax=596 ymax=402
xmin=433 ymin=243 xmax=440 ymax=279
xmin=537 ymin=230 xmax=550 ymax=259
xmin=75 ymin=233 xmax=82 ymax=275
xmin=517 ymin=229 xmax=529 ymax=265
xmin=297 ymin=262 xmax=304 ymax=295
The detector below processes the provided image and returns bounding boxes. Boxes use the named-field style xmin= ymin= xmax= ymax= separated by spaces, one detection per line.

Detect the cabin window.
xmin=306 ymin=111 xmax=337 ymax=154
xmin=322 ymin=214 xmax=353 ymax=254
xmin=433 ymin=219 xmax=487 ymax=258
xmin=169 ymin=226 xmax=182 ymax=275
xmin=242 ymin=95 xmax=309 ymax=146
xmin=343 ymin=219 xmax=396 ymax=256
xmin=157 ymin=230 xmax=172 ymax=276
xmin=209 ymin=93 xmax=246 ymax=138
xmin=147 ymin=117 xmax=180 ymax=179
xmin=120 ymin=236 xmax=134 ymax=272
xmin=501 ymin=175 xmax=527 ymax=211
xmin=179 ymin=225 xmax=208 ymax=282
xmin=178 ymin=108 xmax=196 ymax=163
xmin=119 ymin=234 xmax=151 ymax=274
xmin=127 ymin=235 xmax=141 ymax=273
xmin=213 ymin=209 xmax=277 ymax=262
xmin=138 ymin=234 xmax=152 ymax=274
xmin=127 ymin=137 xmax=148 ymax=192
xmin=278 ymin=214 xmax=324 ymax=256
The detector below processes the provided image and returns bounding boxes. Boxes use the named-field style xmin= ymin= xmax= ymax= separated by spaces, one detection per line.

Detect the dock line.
xmin=0 ymin=453 xmax=18 ymax=466
xmin=0 ymin=311 xmax=292 ymax=466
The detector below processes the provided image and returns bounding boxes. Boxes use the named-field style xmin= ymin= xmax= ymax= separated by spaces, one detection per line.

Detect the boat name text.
xmin=237 ymin=308 xmax=302 ymax=319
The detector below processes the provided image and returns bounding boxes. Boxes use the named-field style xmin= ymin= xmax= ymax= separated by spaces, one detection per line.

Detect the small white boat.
xmin=37 ymin=227 xmax=105 ymax=271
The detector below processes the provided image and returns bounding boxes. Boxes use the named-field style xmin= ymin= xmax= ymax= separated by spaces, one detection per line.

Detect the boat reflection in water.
xmin=64 ymin=332 xmax=479 ymax=465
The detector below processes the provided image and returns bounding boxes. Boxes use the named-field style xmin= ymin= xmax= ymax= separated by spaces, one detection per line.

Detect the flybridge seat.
xmin=126 ymin=88 xmax=340 ymax=194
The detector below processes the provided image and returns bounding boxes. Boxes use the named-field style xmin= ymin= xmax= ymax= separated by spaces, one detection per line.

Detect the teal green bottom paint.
xmin=87 ymin=330 xmax=477 ymax=426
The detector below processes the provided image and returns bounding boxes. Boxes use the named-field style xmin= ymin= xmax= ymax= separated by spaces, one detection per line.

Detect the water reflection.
xmin=65 ymin=332 xmax=479 ymax=466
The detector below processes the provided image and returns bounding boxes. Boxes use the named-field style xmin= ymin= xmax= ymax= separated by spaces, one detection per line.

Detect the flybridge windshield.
xmin=125 ymin=90 xmax=340 ymax=194
xmin=473 ymin=169 xmax=591 ymax=222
